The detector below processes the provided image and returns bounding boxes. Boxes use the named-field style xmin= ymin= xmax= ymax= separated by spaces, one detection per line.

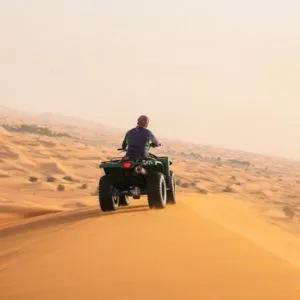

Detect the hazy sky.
xmin=1 ymin=0 xmax=300 ymax=158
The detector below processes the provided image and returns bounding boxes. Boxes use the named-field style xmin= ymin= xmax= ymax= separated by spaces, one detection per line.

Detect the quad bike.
xmin=97 ymin=144 xmax=176 ymax=211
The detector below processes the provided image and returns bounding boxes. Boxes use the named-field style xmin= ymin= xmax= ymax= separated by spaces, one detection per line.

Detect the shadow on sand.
xmin=0 ymin=204 xmax=150 ymax=239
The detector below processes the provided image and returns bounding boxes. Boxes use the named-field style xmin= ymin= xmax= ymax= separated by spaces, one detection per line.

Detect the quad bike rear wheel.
xmin=166 ymin=170 xmax=176 ymax=204
xmin=147 ymin=172 xmax=167 ymax=209
xmin=98 ymin=175 xmax=119 ymax=211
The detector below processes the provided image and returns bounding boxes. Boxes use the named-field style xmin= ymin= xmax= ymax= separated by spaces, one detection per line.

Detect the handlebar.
xmin=117 ymin=143 xmax=161 ymax=152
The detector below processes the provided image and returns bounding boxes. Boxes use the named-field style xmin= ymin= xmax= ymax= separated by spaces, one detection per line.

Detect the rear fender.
xmin=141 ymin=159 xmax=165 ymax=174
xmin=99 ymin=160 xmax=136 ymax=175
xmin=155 ymin=156 xmax=171 ymax=176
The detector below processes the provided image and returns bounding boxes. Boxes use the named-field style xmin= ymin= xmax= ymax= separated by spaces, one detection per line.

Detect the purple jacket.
xmin=121 ymin=127 xmax=160 ymax=158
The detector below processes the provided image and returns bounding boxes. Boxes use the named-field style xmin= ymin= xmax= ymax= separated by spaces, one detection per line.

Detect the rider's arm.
xmin=149 ymin=131 xmax=160 ymax=147
xmin=121 ymin=132 xmax=128 ymax=150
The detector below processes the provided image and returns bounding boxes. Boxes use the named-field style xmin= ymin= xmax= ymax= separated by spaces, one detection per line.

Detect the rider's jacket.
xmin=121 ymin=127 xmax=160 ymax=159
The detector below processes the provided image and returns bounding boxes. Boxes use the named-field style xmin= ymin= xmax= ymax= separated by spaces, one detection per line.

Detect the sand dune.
xmin=0 ymin=108 xmax=300 ymax=233
xmin=1 ymin=120 xmax=300 ymax=234
xmin=1 ymin=109 xmax=300 ymax=298
xmin=1 ymin=194 xmax=300 ymax=299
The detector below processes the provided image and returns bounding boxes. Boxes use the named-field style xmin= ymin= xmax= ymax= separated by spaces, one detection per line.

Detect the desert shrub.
xmin=29 ymin=176 xmax=38 ymax=182
xmin=78 ymin=183 xmax=88 ymax=189
xmin=175 ymin=179 xmax=181 ymax=186
xmin=63 ymin=175 xmax=73 ymax=182
xmin=231 ymin=175 xmax=236 ymax=181
xmin=235 ymin=182 xmax=242 ymax=186
xmin=181 ymin=182 xmax=189 ymax=188
xmin=227 ymin=159 xmax=251 ymax=168
xmin=91 ymin=189 xmax=99 ymax=196
xmin=198 ymin=188 xmax=208 ymax=194
xmin=296 ymin=180 xmax=300 ymax=184
xmin=282 ymin=205 xmax=295 ymax=219
xmin=57 ymin=184 xmax=65 ymax=191
xmin=223 ymin=186 xmax=234 ymax=193
xmin=47 ymin=176 xmax=56 ymax=182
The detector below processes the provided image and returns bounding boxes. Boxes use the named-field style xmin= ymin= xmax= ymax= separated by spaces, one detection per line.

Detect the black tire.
xmin=166 ymin=171 xmax=176 ymax=204
xmin=119 ymin=194 xmax=130 ymax=206
xmin=98 ymin=175 xmax=119 ymax=211
xmin=147 ymin=172 xmax=167 ymax=209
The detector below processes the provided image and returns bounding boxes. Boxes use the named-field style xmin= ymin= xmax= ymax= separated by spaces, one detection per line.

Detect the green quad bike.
xmin=98 ymin=144 xmax=176 ymax=211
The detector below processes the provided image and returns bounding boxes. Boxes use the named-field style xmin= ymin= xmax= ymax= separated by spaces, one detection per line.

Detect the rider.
xmin=121 ymin=115 xmax=161 ymax=159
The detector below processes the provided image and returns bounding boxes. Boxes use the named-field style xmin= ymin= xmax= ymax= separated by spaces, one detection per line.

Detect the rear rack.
xmin=100 ymin=157 xmax=123 ymax=164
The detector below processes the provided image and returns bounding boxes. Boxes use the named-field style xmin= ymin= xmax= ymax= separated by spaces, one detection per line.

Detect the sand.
xmin=1 ymin=109 xmax=300 ymax=299
xmin=1 ymin=195 xmax=300 ymax=300
xmin=1 ymin=124 xmax=300 ymax=234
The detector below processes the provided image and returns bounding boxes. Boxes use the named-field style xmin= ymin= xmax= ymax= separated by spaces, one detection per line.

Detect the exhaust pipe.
xmin=130 ymin=186 xmax=141 ymax=199
xmin=135 ymin=165 xmax=147 ymax=175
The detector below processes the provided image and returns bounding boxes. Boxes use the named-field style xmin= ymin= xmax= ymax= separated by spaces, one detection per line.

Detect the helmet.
xmin=137 ymin=115 xmax=149 ymax=128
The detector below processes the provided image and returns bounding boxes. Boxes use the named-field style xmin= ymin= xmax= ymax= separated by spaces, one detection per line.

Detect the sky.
xmin=1 ymin=0 xmax=300 ymax=158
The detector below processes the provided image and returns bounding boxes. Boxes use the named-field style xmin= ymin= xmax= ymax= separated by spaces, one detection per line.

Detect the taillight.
xmin=122 ymin=161 xmax=132 ymax=169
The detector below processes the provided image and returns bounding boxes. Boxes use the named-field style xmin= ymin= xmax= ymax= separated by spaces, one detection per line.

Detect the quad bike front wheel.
xmin=147 ymin=172 xmax=167 ymax=209
xmin=98 ymin=175 xmax=119 ymax=211
xmin=166 ymin=170 xmax=176 ymax=204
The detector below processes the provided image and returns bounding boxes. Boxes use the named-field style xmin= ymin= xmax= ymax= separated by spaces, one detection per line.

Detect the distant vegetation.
xmin=63 ymin=175 xmax=74 ymax=182
xmin=78 ymin=183 xmax=88 ymax=189
xmin=57 ymin=184 xmax=66 ymax=191
xmin=91 ymin=189 xmax=98 ymax=196
xmin=46 ymin=176 xmax=56 ymax=183
xmin=1 ymin=123 xmax=72 ymax=138
xmin=222 ymin=185 xmax=235 ymax=193
xmin=29 ymin=176 xmax=38 ymax=183
xmin=167 ymin=149 xmax=253 ymax=170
